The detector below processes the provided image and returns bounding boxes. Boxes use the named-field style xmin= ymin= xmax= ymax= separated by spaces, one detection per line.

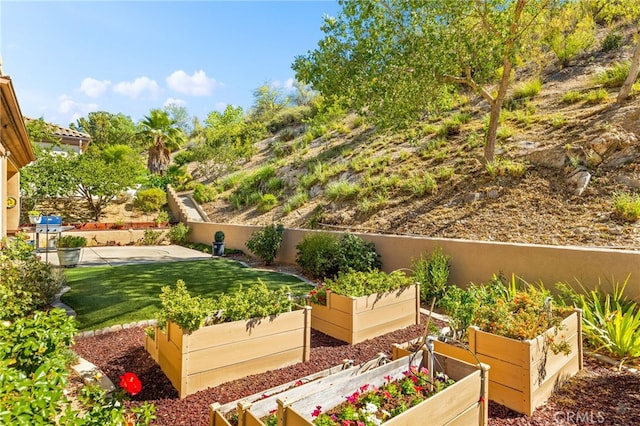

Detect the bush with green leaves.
xmin=323 ymin=269 xmax=413 ymax=298
xmin=141 ymin=229 xmax=163 ymax=246
xmin=213 ymin=281 xmax=293 ymax=323
xmin=612 ymin=191 xmax=640 ymax=222
xmin=556 ymin=278 xmax=640 ymax=365
xmin=1 ymin=233 xmax=65 ymax=320
xmin=0 ymin=309 xmax=76 ymax=424
xmin=157 ymin=280 xmax=216 ymax=333
xmin=258 ymin=193 xmax=278 ymax=212
xmin=412 ymin=247 xmax=451 ymax=305
xmin=192 ymin=183 xmax=217 ymax=204
xmin=594 ymin=61 xmax=632 ymax=88
xmin=156 ymin=279 xmax=294 ymax=332
xmin=134 ymin=187 xmax=167 ymax=213
xmin=246 ymin=224 xmax=285 ymax=265
xmin=167 ymin=223 xmax=191 ymax=245
xmin=336 ymin=233 xmax=382 ymax=273
xmin=295 ymin=233 xmax=341 ymax=279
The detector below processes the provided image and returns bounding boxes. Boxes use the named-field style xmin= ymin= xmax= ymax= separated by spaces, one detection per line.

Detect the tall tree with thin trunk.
xmin=293 ymin=0 xmax=553 ymax=163
xmin=138 ymin=109 xmax=185 ymax=175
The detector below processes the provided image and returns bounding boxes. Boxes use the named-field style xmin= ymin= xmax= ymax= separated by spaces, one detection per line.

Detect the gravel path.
xmin=72 ymin=320 xmax=640 ymax=426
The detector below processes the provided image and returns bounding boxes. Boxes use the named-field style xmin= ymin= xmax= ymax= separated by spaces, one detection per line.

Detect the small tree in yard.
xmin=246 ymin=224 xmax=285 ymax=266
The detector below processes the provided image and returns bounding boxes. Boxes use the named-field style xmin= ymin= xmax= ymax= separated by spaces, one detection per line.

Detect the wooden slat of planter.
xmin=308 ymin=303 xmax=351 ymax=327
xmin=211 ymin=361 xmax=357 ymax=418
xmin=308 ymin=315 xmax=351 ymax=343
xmin=354 ymin=313 xmax=419 ymax=343
xmin=529 ymin=352 xmax=580 ymax=414
xmin=243 ymin=409 xmax=266 ymax=426
xmin=490 ymin=381 xmax=526 ymax=414
xmin=188 ymin=329 xmax=305 ymax=373
xmin=471 ymin=327 xmax=529 ymax=367
xmin=352 ymin=286 xmax=416 ymax=312
xmin=326 ymin=290 xmax=354 ymax=313
xmin=355 ymin=297 xmax=417 ymax=326
xmin=145 ymin=335 xmax=159 ymax=363
xmin=209 ymin=404 xmax=232 ymax=426
xmin=168 ymin=321 xmax=183 ymax=350
xmin=187 ymin=310 xmax=307 ymax=352
xmin=529 ymin=312 xmax=579 ymax=363
xmin=156 ymin=329 xmax=183 ymax=393
xmin=391 ymin=371 xmax=482 ymax=426
xmin=186 ymin=348 xmax=304 ymax=396
xmin=529 ymin=336 xmax=580 ymax=389
xmin=447 ymin=402 xmax=488 ymax=426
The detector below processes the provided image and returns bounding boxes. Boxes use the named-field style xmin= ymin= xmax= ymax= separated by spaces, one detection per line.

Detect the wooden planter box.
xmin=308 ymin=284 xmax=420 ymax=344
xmin=209 ymin=355 xmax=388 ymax=426
xmin=393 ymin=309 xmax=583 ymax=416
xmin=279 ymin=349 xmax=489 ymax=426
xmin=146 ymin=306 xmax=312 ymax=398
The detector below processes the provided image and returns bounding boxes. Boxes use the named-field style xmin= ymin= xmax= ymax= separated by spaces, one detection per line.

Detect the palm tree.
xmin=138 ymin=109 xmax=185 ymax=175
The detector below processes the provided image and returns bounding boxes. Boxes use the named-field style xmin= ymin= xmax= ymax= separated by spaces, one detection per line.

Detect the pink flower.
xmin=295 ymin=380 xmax=303 ymax=386
xmin=346 ymin=391 xmax=360 ymax=404
xmin=384 ymin=375 xmax=392 ymax=382
xmin=359 ymin=384 xmax=369 ymax=393
xmin=312 ymin=405 xmax=322 ymax=417
xmin=383 ymin=390 xmax=392 ymax=399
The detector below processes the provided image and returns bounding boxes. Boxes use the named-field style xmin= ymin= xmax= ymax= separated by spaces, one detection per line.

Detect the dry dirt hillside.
xmin=196 ymin=31 xmax=640 ymax=250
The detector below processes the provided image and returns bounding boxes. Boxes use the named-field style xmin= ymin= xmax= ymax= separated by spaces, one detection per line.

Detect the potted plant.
xmin=213 ymin=230 xmax=225 ymax=256
xmin=307 ymin=269 xmax=420 ymax=344
xmin=55 ymin=235 xmax=87 ymax=268
xmin=397 ymin=275 xmax=583 ymax=416
xmin=147 ymin=280 xmax=311 ymax=398
xmin=28 ymin=210 xmax=42 ymax=224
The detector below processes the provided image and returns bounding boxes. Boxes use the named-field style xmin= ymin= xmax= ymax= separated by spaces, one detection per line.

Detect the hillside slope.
xmin=196 ymin=32 xmax=640 ymax=250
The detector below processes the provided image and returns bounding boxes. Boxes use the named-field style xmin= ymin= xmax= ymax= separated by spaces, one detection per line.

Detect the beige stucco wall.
xmin=188 ymin=221 xmax=640 ymax=300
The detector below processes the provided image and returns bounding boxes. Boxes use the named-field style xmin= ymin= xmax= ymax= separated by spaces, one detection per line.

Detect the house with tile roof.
xmin=0 ymin=73 xmax=36 ymax=238
xmin=25 ymin=117 xmax=91 ymax=154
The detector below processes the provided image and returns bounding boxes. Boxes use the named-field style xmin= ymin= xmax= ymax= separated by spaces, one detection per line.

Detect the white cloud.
xmin=57 ymin=94 xmax=98 ymax=119
xmin=283 ymin=78 xmax=295 ymax=90
xmin=166 ymin=70 xmax=218 ymax=96
xmin=163 ymin=97 xmax=186 ymax=107
xmin=113 ymin=76 xmax=160 ymax=99
xmin=79 ymin=77 xmax=111 ymax=97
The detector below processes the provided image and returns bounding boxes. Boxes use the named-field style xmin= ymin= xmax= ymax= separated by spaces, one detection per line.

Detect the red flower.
xmin=295 ymin=380 xmax=303 ymax=386
xmin=119 ymin=372 xmax=142 ymax=396
xmin=383 ymin=390 xmax=393 ymax=399
xmin=312 ymin=405 xmax=322 ymax=417
xmin=384 ymin=375 xmax=392 ymax=382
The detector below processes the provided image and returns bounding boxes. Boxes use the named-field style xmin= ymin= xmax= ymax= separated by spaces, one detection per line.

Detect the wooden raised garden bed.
xmin=146 ymin=306 xmax=312 ymax=398
xmin=209 ymin=355 xmax=388 ymax=426
xmin=308 ymin=283 xmax=420 ymax=344
xmin=393 ymin=309 xmax=583 ymax=416
xmin=278 ymin=349 xmax=489 ymax=426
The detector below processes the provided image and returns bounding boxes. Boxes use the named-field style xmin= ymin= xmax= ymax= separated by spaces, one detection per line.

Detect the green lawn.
xmin=61 ymin=259 xmax=311 ymax=331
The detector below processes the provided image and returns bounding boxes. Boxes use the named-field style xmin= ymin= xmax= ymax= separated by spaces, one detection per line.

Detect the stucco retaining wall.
xmin=188 ymin=221 xmax=640 ymax=300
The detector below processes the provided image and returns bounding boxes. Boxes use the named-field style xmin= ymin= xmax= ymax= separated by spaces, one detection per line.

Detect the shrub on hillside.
xmin=135 ymin=188 xmax=167 ymax=212
xmin=193 ymin=183 xmax=217 ymax=204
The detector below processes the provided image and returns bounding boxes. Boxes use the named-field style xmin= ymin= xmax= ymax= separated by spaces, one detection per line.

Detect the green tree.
xmin=70 ymin=111 xmax=139 ymax=150
xmin=138 ymin=109 xmax=186 ymax=175
xmin=69 ymin=147 xmax=142 ymax=221
xmin=293 ymin=0 xmax=553 ymax=163
xmin=251 ymin=82 xmax=288 ymax=121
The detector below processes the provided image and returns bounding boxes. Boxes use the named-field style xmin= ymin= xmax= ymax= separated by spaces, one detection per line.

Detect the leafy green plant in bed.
xmin=157 ymin=279 xmax=293 ymax=332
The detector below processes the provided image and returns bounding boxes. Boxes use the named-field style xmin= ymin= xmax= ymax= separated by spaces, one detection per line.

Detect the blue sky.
xmin=1 ymin=0 xmax=339 ymax=128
